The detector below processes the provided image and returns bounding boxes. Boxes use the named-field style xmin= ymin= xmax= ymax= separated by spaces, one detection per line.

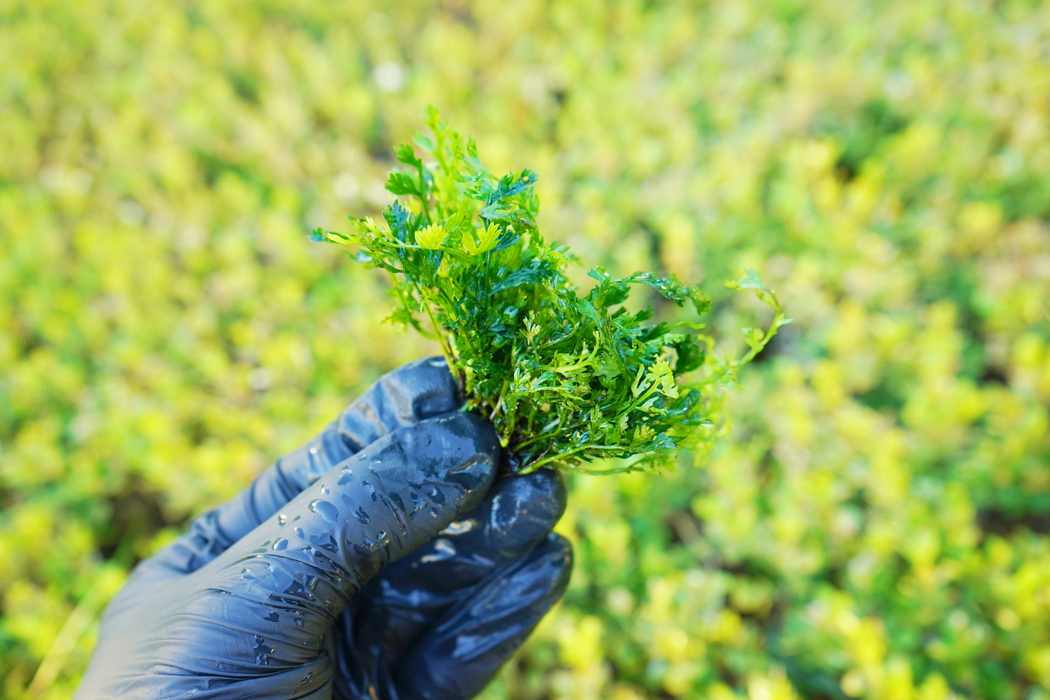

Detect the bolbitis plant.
xmin=314 ymin=108 xmax=789 ymax=475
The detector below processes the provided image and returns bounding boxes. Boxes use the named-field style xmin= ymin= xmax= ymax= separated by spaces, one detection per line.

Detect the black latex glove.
xmin=76 ymin=358 xmax=572 ymax=699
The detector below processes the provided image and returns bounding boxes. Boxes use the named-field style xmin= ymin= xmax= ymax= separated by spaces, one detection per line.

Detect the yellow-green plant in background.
xmin=2 ymin=1 xmax=1049 ymax=699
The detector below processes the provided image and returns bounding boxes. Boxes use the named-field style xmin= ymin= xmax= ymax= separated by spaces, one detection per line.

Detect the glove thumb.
xmin=186 ymin=412 xmax=499 ymax=668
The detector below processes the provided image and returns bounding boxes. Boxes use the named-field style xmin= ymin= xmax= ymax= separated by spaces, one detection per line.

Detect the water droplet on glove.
xmin=309 ymin=499 xmax=339 ymax=523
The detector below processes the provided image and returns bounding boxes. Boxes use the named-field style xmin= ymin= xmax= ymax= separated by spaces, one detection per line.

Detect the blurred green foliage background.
xmin=3 ymin=0 xmax=1050 ymax=698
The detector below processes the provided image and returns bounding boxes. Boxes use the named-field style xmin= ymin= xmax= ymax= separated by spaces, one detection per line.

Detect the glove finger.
xmin=187 ymin=413 xmax=499 ymax=669
xmin=406 ymin=468 xmax=568 ymax=590
xmin=146 ymin=357 xmax=459 ymax=577
xmin=348 ymin=469 xmax=567 ymax=662
xmin=396 ymin=533 xmax=573 ymax=700
xmin=103 ymin=648 xmax=336 ymax=699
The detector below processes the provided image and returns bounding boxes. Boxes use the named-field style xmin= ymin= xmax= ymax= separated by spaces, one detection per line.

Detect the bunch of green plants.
xmin=315 ymin=110 xmax=788 ymax=474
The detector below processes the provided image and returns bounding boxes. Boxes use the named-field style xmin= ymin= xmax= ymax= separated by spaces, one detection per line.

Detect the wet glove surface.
xmin=76 ymin=358 xmax=573 ymax=700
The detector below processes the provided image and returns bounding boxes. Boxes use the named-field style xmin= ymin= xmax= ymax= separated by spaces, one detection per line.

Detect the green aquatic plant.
xmin=314 ymin=109 xmax=788 ymax=474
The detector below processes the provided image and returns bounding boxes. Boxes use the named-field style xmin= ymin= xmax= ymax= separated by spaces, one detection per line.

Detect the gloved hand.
xmin=76 ymin=357 xmax=572 ymax=699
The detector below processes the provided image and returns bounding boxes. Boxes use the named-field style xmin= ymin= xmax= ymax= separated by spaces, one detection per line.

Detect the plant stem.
xmin=416 ymin=163 xmax=432 ymax=224
xmin=417 ymin=284 xmax=456 ymax=373
xmin=733 ymin=310 xmax=786 ymax=368
xmin=524 ymin=443 xmax=628 ymax=472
